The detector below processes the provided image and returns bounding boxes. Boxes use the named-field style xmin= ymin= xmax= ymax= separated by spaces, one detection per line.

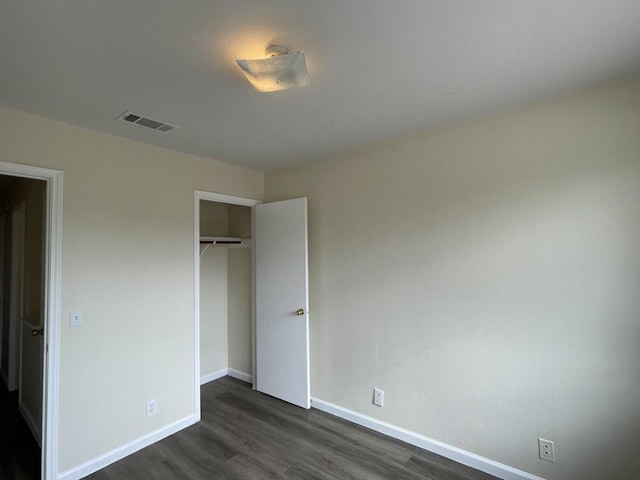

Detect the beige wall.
xmin=200 ymin=200 xmax=228 ymax=237
xmin=265 ymin=76 xmax=640 ymax=480
xmin=199 ymin=201 xmax=229 ymax=378
xmin=226 ymin=204 xmax=253 ymax=374
xmin=227 ymin=248 xmax=252 ymax=374
xmin=199 ymin=245 xmax=253 ymax=379
xmin=228 ymin=204 xmax=252 ymax=239
xmin=199 ymin=247 xmax=228 ymax=376
xmin=0 ymin=107 xmax=263 ymax=473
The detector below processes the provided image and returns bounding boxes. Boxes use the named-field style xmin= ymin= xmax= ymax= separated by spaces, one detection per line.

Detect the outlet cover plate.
xmin=538 ymin=438 xmax=555 ymax=462
xmin=69 ymin=310 xmax=83 ymax=327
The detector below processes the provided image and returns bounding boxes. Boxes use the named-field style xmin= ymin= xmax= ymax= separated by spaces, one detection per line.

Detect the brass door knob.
xmin=295 ymin=308 xmax=305 ymax=316
xmin=31 ymin=327 xmax=44 ymax=337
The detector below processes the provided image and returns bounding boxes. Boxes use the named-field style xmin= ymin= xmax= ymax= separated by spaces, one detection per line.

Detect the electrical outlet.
xmin=373 ymin=388 xmax=384 ymax=407
xmin=538 ymin=438 xmax=555 ymax=462
xmin=146 ymin=398 xmax=158 ymax=418
xmin=69 ymin=309 xmax=83 ymax=327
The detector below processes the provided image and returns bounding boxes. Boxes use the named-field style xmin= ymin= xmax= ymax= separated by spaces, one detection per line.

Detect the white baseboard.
xmin=200 ymin=368 xmax=252 ymax=385
xmin=310 ymin=397 xmax=545 ymax=480
xmin=227 ymin=368 xmax=252 ymax=384
xmin=59 ymin=370 xmax=253 ymax=480
xmin=200 ymin=368 xmax=229 ymax=385
xmin=56 ymin=415 xmax=197 ymax=480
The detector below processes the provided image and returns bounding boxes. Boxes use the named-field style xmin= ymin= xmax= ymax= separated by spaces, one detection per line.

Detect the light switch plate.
xmin=69 ymin=310 xmax=83 ymax=327
xmin=373 ymin=388 xmax=384 ymax=407
xmin=146 ymin=398 xmax=158 ymax=418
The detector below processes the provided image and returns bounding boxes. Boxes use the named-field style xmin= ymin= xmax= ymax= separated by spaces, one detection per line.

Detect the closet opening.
xmin=194 ymin=191 xmax=310 ymax=412
xmin=197 ymin=196 xmax=257 ymax=391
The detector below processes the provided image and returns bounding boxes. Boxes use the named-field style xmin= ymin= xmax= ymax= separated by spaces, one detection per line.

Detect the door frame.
xmin=193 ymin=190 xmax=261 ymax=415
xmin=0 ymin=161 xmax=63 ymax=480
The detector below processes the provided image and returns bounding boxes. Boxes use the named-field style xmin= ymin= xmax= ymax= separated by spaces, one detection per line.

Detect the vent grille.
xmin=117 ymin=111 xmax=178 ymax=133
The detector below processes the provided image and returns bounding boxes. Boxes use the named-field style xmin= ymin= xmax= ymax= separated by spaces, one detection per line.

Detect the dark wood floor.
xmin=0 ymin=383 xmax=41 ymax=480
xmin=88 ymin=377 xmax=500 ymax=480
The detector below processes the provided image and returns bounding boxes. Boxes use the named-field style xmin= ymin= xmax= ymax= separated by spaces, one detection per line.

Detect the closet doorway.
xmin=194 ymin=191 xmax=310 ymax=413
xmin=196 ymin=193 xmax=257 ymax=391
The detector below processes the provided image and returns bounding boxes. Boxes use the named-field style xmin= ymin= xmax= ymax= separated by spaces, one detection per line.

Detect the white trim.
xmin=56 ymin=415 xmax=197 ymax=480
xmin=44 ymin=167 xmax=63 ymax=480
xmin=310 ymin=397 xmax=545 ymax=480
xmin=200 ymin=368 xmax=228 ymax=385
xmin=228 ymin=368 xmax=253 ymax=384
xmin=0 ymin=160 xmax=63 ymax=480
xmin=251 ymin=208 xmax=257 ymax=390
xmin=194 ymin=190 xmax=261 ymax=415
xmin=193 ymin=195 xmax=201 ymax=422
xmin=0 ymin=161 xmax=60 ymax=180
xmin=195 ymin=190 xmax=262 ymax=208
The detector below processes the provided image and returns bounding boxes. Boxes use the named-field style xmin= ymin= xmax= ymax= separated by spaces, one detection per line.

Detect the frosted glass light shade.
xmin=236 ymin=50 xmax=311 ymax=92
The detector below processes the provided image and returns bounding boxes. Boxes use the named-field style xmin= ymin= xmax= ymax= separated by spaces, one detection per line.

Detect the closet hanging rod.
xmin=200 ymin=236 xmax=243 ymax=245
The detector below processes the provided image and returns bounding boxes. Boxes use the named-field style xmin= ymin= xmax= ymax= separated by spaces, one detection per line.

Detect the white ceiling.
xmin=1 ymin=1 xmax=639 ymax=172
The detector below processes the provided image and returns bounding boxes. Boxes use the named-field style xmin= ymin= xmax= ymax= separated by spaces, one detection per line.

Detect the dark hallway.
xmin=1 ymin=174 xmax=45 ymax=480
xmin=0 ymin=382 xmax=40 ymax=479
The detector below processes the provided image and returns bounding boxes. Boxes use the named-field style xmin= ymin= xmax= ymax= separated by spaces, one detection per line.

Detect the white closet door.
xmin=255 ymin=198 xmax=310 ymax=409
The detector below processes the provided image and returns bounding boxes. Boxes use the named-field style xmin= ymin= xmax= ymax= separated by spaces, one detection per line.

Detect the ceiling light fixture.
xmin=236 ymin=45 xmax=311 ymax=92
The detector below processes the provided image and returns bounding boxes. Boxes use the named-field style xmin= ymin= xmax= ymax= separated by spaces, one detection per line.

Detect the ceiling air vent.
xmin=117 ymin=110 xmax=178 ymax=133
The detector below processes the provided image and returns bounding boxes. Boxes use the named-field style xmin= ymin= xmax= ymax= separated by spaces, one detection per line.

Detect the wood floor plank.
xmin=404 ymin=455 xmax=475 ymax=480
xmin=173 ymin=422 xmax=238 ymax=463
xmin=198 ymin=406 xmax=293 ymax=474
xmin=282 ymin=462 xmax=342 ymax=480
xmin=405 ymin=451 xmax=502 ymax=480
xmin=85 ymin=376 xmax=503 ymax=480
xmin=93 ymin=446 xmax=177 ymax=480
xmin=216 ymin=383 xmax=416 ymax=476
xmin=155 ymin=434 xmax=231 ymax=480
xmin=214 ymin=379 xmax=411 ymax=470
xmin=304 ymin=407 xmax=414 ymax=465
xmin=213 ymin=391 xmax=429 ymax=480
xmin=203 ymin=398 xmax=377 ymax=480
xmin=201 ymin=376 xmax=250 ymax=400
xmin=223 ymin=454 xmax=286 ymax=480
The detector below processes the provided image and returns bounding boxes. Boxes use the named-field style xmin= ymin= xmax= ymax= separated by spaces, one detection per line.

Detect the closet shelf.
xmin=199 ymin=237 xmax=252 ymax=256
xmin=200 ymin=236 xmax=243 ymax=245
